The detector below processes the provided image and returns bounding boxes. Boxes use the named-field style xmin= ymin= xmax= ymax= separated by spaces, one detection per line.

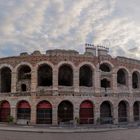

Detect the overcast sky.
xmin=0 ymin=0 xmax=139 ymax=59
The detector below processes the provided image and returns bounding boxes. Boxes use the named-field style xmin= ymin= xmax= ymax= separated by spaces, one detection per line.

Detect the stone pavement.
xmin=0 ymin=123 xmax=138 ymax=133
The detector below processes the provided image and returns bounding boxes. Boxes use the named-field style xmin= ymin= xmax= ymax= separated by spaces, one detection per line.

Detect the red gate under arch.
xmin=79 ymin=101 xmax=94 ymax=124
xmin=0 ymin=101 xmax=10 ymax=122
xmin=37 ymin=101 xmax=52 ymax=124
xmin=17 ymin=101 xmax=31 ymax=120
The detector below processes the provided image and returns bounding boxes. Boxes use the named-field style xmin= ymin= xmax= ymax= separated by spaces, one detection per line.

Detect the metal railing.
xmin=100 ymin=117 xmax=113 ymax=124
xmin=79 ymin=118 xmax=94 ymax=124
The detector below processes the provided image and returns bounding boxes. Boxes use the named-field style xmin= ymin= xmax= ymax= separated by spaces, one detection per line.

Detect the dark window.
xmin=58 ymin=101 xmax=73 ymax=123
xmin=38 ymin=64 xmax=52 ymax=86
xmin=117 ymin=69 xmax=126 ymax=85
xmin=1 ymin=67 xmax=11 ymax=92
xmin=21 ymin=84 xmax=27 ymax=92
xmin=133 ymin=102 xmax=140 ymax=121
xmin=58 ymin=65 xmax=73 ymax=86
xmin=100 ymin=64 xmax=110 ymax=72
xmin=118 ymin=101 xmax=127 ymax=122
xmin=18 ymin=65 xmax=31 ymax=80
xmin=101 ymin=79 xmax=110 ymax=89
xmin=132 ymin=72 xmax=139 ymax=89
xmin=79 ymin=65 xmax=93 ymax=87
xmin=100 ymin=101 xmax=112 ymax=124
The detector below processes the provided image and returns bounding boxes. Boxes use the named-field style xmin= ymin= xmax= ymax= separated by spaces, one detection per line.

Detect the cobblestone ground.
xmin=1 ymin=128 xmax=140 ymax=140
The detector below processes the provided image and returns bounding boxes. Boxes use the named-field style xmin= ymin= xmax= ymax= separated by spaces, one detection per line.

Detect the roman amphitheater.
xmin=0 ymin=44 xmax=140 ymax=126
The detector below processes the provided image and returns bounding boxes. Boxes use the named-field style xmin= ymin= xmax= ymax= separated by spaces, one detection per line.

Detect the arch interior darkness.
xmin=100 ymin=101 xmax=112 ymax=124
xmin=38 ymin=64 xmax=52 ymax=86
xmin=58 ymin=65 xmax=73 ymax=86
xmin=58 ymin=101 xmax=73 ymax=123
xmin=80 ymin=65 xmax=92 ymax=87
xmin=0 ymin=67 xmax=11 ymax=93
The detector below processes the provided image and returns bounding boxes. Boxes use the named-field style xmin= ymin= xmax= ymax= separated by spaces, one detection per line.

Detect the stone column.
xmin=94 ymin=102 xmax=100 ymax=124
xmin=128 ymin=74 xmax=132 ymax=93
xmin=31 ymin=68 xmax=37 ymax=92
xmin=10 ymin=106 xmax=17 ymax=123
xmin=112 ymin=73 xmax=118 ymax=94
xmin=11 ymin=70 xmax=17 ymax=93
xmin=74 ymin=103 xmax=79 ymax=126
xmin=94 ymin=70 xmax=100 ymax=95
xmin=113 ymin=105 xmax=118 ymax=124
xmin=30 ymin=97 xmax=36 ymax=125
xmin=74 ymin=106 xmax=79 ymax=119
xmin=128 ymin=104 xmax=133 ymax=123
xmin=74 ymin=68 xmax=79 ymax=93
xmin=52 ymin=106 xmax=58 ymax=125
xmin=53 ymin=67 xmax=58 ymax=95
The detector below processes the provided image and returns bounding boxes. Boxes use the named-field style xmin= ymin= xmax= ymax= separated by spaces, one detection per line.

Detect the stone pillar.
xmin=74 ymin=69 xmax=79 ymax=93
xmin=31 ymin=69 xmax=37 ymax=92
xmin=128 ymin=104 xmax=133 ymax=123
xmin=94 ymin=70 xmax=100 ymax=95
xmin=30 ymin=97 xmax=36 ymax=125
xmin=74 ymin=103 xmax=79 ymax=126
xmin=113 ymin=105 xmax=118 ymax=124
xmin=128 ymin=74 xmax=132 ymax=93
xmin=74 ymin=102 xmax=79 ymax=119
xmin=53 ymin=67 xmax=58 ymax=94
xmin=52 ymin=106 xmax=58 ymax=125
xmin=10 ymin=106 xmax=17 ymax=123
xmin=11 ymin=71 xmax=17 ymax=93
xmin=112 ymin=73 xmax=118 ymax=94
xmin=94 ymin=103 xmax=100 ymax=124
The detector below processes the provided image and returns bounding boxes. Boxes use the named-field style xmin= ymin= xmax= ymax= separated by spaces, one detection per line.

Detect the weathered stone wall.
xmin=0 ymin=49 xmax=139 ymax=125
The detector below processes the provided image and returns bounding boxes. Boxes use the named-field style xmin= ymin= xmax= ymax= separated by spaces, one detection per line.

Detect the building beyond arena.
xmin=0 ymin=44 xmax=140 ymax=125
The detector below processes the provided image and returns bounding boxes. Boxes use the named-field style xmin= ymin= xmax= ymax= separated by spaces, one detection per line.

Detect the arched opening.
xmin=79 ymin=100 xmax=94 ymax=124
xmin=101 ymin=78 xmax=110 ymax=89
xmin=0 ymin=101 xmax=10 ymax=122
xmin=37 ymin=101 xmax=52 ymax=124
xmin=79 ymin=65 xmax=93 ymax=87
xmin=100 ymin=63 xmax=111 ymax=72
xmin=100 ymin=101 xmax=113 ymax=124
xmin=17 ymin=65 xmax=31 ymax=92
xmin=21 ymin=84 xmax=27 ymax=92
xmin=118 ymin=101 xmax=128 ymax=122
xmin=38 ymin=64 xmax=52 ymax=86
xmin=18 ymin=65 xmax=31 ymax=80
xmin=17 ymin=101 xmax=31 ymax=120
xmin=132 ymin=72 xmax=139 ymax=89
xmin=58 ymin=65 xmax=73 ymax=86
xmin=133 ymin=101 xmax=140 ymax=121
xmin=0 ymin=67 xmax=11 ymax=92
xmin=117 ymin=69 xmax=127 ymax=86
xmin=58 ymin=101 xmax=73 ymax=123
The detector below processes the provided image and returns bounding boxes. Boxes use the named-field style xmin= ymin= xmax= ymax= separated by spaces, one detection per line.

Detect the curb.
xmin=0 ymin=126 xmax=135 ymax=133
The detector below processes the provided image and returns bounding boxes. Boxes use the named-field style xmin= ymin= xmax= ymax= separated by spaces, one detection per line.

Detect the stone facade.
xmin=0 ymin=45 xmax=140 ymax=125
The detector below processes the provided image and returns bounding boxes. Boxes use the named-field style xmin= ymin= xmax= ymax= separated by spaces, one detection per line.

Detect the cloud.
xmin=0 ymin=0 xmax=139 ymax=60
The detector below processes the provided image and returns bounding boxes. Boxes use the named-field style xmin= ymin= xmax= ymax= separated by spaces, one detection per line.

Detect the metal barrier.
xmin=80 ymin=118 xmax=94 ymax=124
xmin=100 ymin=117 xmax=113 ymax=124
xmin=59 ymin=120 xmax=74 ymax=127
xmin=118 ymin=117 xmax=128 ymax=123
